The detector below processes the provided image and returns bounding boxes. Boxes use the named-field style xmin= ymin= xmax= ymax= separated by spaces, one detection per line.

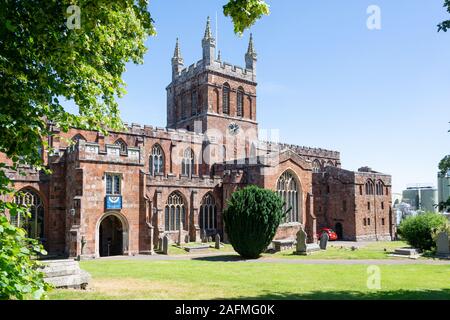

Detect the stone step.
xmin=40 ymin=264 xmax=80 ymax=278
xmin=44 ymin=270 xmax=90 ymax=289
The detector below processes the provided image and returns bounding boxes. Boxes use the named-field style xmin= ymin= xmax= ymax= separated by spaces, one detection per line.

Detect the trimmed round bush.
xmin=223 ymin=185 xmax=286 ymax=259
xmin=398 ymin=212 xmax=448 ymax=251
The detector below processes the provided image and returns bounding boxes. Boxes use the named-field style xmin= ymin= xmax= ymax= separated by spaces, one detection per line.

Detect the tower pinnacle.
xmin=202 ymin=16 xmax=216 ymax=65
xmin=245 ymin=33 xmax=257 ymax=73
xmin=171 ymin=38 xmax=184 ymax=79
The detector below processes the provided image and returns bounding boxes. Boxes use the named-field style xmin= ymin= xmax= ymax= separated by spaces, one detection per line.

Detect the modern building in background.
xmin=438 ymin=170 xmax=450 ymax=212
xmin=401 ymin=185 xmax=438 ymax=213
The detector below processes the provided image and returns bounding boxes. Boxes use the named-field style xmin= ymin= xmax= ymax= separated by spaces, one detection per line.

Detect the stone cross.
xmin=295 ymin=226 xmax=307 ymax=253
xmin=215 ymin=234 xmax=221 ymax=249
xmin=436 ymin=231 xmax=449 ymax=256
xmin=162 ymin=235 xmax=169 ymax=255
xmin=319 ymin=232 xmax=329 ymax=250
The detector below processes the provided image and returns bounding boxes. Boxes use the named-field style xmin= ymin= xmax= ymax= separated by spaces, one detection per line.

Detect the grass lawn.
xmin=48 ymin=259 xmax=450 ymax=300
xmin=267 ymin=241 xmax=410 ymax=260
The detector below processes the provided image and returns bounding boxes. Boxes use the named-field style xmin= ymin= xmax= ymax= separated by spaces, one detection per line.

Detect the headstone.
xmin=208 ymin=236 xmax=212 ymax=243
xmin=162 ymin=235 xmax=169 ymax=255
xmin=295 ymin=226 xmax=307 ymax=253
xmin=184 ymin=234 xmax=190 ymax=244
xmin=178 ymin=222 xmax=183 ymax=245
xmin=158 ymin=236 xmax=163 ymax=252
xmin=202 ymin=230 xmax=207 ymax=243
xmin=215 ymin=234 xmax=221 ymax=249
xmin=319 ymin=232 xmax=329 ymax=250
xmin=436 ymin=231 xmax=450 ymax=256
xmin=147 ymin=223 xmax=155 ymax=255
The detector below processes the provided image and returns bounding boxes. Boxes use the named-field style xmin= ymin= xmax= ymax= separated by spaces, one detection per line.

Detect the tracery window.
xmin=222 ymin=83 xmax=230 ymax=115
xmin=277 ymin=171 xmax=300 ymax=223
xmin=150 ymin=144 xmax=164 ymax=175
xmin=376 ymin=180 xmax=384 ymax=195
xmin=165 ymin=192 xmax=186 ymax=231
xmin=365 ymin=180 xmax=375 ymax=195
xmin=237 ymin=88 xmax=244 ymax=117
xmin=199 ymin=193 xmax=217 ymax=230
xmin=115 ymin=139 xmax=127 ymax=154
xmin=312 ymin=160 xmax=321 ymax=173
xmin=181 ymin=148 xmax=195 ymax=176
xmin=12 ymin=190 xmax=44 ymax=240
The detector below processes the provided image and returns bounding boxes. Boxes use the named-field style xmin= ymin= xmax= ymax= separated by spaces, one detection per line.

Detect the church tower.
xmin=166 ymin=18 xmax=258 ymax=140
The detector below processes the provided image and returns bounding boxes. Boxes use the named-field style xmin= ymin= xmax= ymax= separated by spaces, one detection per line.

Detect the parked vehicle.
xmin=317 ymin=228 xmax=338 ymax=241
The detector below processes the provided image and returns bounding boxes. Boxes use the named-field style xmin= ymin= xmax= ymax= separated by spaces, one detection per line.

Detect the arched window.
xmin=376 ymin=180 xmax=384 ymax=195
xmin=165 ymin=192 xmax=186 ymax=231
xmin=277 ymin=171 xmax=300 ymax=223
xmin=191 ymin=90 xmax=197 ymax=116
xmin=312 ymin=160 xmax=321 ymax=173
xmin=200 ymin=193 xmax=217 ymax=231
xmin=222 ymin=83 xmax=230 ymax=115
xmin=72 ymin=134 xmax=86 ymax=143
xmin=150 ymin=144 xmax=164 ymax=176
xmin=365 ymin=180 xmax=375 ymax=195
xmin=326 ymin=161 xmax=334 ymax=167
xmin=248 ymin=97 xmax=253 ymax=119
xmin=237 ymin=87 xmax=244 ymax=117
xmin=181 ymin=148 xmax=195 ymax=176
xmin=12 ymin=189 xmax=44 ymax=240
xmin=115 ymin=139 xmax=127 ymax=154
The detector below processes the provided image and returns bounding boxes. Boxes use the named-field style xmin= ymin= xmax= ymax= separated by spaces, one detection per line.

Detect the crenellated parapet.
xmin=260 ymin=141 xmax=341 ymax=162
xmin=145 ymin=172 xmax=222 ymax=188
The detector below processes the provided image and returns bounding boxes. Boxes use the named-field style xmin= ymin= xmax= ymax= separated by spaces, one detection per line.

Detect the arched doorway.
xmin=335 ymin=222 xmax=343 ymax=240
xmin=99 ymin=215 xmax=124 ymax=257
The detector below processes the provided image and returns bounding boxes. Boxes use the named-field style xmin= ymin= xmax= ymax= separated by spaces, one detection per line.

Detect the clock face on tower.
xmin=228 ymin=122 xmax=240 ymax=135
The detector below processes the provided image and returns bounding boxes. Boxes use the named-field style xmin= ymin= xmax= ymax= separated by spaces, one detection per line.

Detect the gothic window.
xmin=106 ymin=173 xmax=121 ymax=195
xmin=115 ymin=139 xmax=127 ymax=154
xmin=237 ymin=87 xmax=244 ymax=117
xmin=12 ymin=189 xmax=44 ymax=240
xmin=326 ymin=160 xmax=334 ymax=167
xmin=191 ymin=90 xmax=197 ymax=116
xmin=365 ymin=180 xmax=374 ymax=195
xmin=165 ymin=192 xmax=186 ymax=231
xmin=376 ymin=180 xmax=384 ymax=195
xmin=277 ymin=171 xmax=300 ymax=223
xmin=150 ymin=144 xmax=164 ymax=176
xmin=248 ymin=97 xmax=253 ymax=119
xmin=200 ymin=193 xmax=217 ymax=231
xmin=312 ymin=160 xmax=321 ymax=173
xmin=222 ymin=83 xmax=230 ymax=115
xmin=181 ymin=148 xmax=195 ymax=176
xmin=72 ymin=134 xmax=86 ymax=143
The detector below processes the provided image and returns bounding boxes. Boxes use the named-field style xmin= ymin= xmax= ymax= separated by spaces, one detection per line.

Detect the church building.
xmin=1 ymin=18 xmax=395 ymax=258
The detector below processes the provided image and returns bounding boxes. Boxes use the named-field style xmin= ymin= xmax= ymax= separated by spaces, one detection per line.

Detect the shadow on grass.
xmin=192 ymin=255 xmax=246 ymax=262
xmin=226 ymin=289 xmax=450 ymax=300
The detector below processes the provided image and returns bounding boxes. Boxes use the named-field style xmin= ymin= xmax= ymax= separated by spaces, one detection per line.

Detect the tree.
xmin=0 ymin=0 xmax=269 ymax=299
xmin=438 ymin=0 xmax=450 ymax=31
xmin=223 ymin=185 xmax=286 ymax=259
xmin=437 ymin=124 xmax=450 ymax=212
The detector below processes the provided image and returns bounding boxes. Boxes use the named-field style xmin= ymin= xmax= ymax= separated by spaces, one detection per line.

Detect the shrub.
xmin=397 ymin=212 xmax=448 ymax=251
xmin=223 ymin=185 xmax=286 ymax=259
xmin=0 ymin=203 xmax=51 ymax=300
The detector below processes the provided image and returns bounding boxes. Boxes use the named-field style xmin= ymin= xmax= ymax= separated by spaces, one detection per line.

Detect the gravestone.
xmin=178 ymin=222 xmax=183 ymax=245
xmin=162 ymin=235 xmax=169 ymax=255
xmin=436 ymin=231 xmax=450 ymax=256
xmin=319 ymin=232 xmax=329 ymax=250
xmin=202 ymin=230 xmax=207 ymax=243
xmin=184 ymin=234 xmax=190 ymax=244
xmin=158 ymin=237 xmax=163 ymax=252
xmin=208 ymin=236 xmax=212 ymax=243
xmin=215 ymin=234 xmax=221 ymax=249
xmin=295 ymin=227 xmax=307 ymax=253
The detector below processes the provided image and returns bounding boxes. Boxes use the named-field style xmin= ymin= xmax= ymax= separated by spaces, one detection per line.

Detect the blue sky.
xmin=68 ymin=0 xmax=450 ymax=193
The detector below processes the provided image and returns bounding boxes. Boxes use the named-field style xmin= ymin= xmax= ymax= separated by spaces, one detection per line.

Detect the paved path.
xmin=98 ymin=253 xmax=450 ymax=265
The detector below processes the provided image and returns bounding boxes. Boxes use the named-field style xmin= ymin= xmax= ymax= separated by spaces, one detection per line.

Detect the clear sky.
xmin=66 ymin=0 xmax=450 ymax=194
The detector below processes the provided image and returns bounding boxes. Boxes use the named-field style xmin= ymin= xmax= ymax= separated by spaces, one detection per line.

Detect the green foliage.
xmin=438 ymin=0 xmax=450 ymax=31
xmin=0 ymin=214 xmax=52 ymax=300
xmin=398 ymin=212 xmax=448 ymax=251
xmin=224 ymin=0 xmax=270 ymax=35
xmin=223 ymin=185 xmax=285 ymax=259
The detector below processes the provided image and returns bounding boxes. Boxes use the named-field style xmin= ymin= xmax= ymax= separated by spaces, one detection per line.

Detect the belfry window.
xmin=12 ymin=190 xmax=45 ymax=240
xmin=150 ymin=144 xmax=164 ymax=176
xmin=312 ymin=160 xmax=321 ymax=173
xmin=182 ymin=148 xmax=195 ymax=176
xmin=237 ymin=88 xmax=244 ymax=117
xmin=277 ymin=171 xmax=300 ymax=223
xmin=115 ymin=139 xmax=127 ymax=154
xmin=365 ymin=180 xmax=374 ymax=195
xmin=376 ymin=180 xmax=384 ymax=195
xmin=165 ymin=192 xmax=186 ymax=231
xmin=222 ymin=83 xmax=230 ymax=115
xmin=200 ymin=193 xmax=217 ymax=230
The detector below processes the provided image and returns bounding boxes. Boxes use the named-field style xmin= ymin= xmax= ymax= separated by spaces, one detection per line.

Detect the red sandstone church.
xmin=2 ymin=19 xmax=395 ymax=258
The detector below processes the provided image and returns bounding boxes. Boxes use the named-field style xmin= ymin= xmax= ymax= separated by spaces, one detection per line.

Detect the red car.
xmin=317 ymin=228 xmax=338 ymax=241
